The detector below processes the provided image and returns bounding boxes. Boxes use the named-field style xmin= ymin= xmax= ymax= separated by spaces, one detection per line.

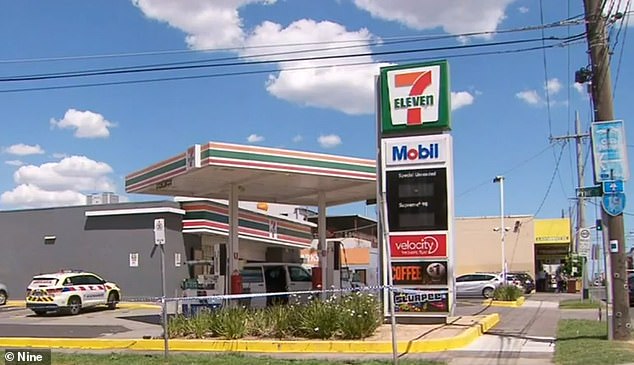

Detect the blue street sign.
xmin=602 ymin=180 xmax=624 ymax=194
xmin=590 ymin=120 xmax=630 ymax=182
xmin=602 ymin=192 xmax=626 ymax=216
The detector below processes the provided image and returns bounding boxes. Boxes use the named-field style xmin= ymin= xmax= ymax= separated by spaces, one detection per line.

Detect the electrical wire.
xmin=457 ymin=144 xmax=553 ymax=198
xmin=0 ymin=37 xmax=585 ymax=94
xmin=539 ymin=0 xmax=555 ymax=139
xmin=0 ymin=18 xmax=586 ymax=66
xmin=534 ymin=143 xmax=567 ymax=217
xmin=612 ymin=0 xmax=631 ymax=96
xmin=0 ymin=35 xmax=584 ymax=83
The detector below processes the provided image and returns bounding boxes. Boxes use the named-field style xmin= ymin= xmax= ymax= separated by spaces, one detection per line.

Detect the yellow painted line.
xmin=4 ymin=301 xmax=159 ymax=310
xmin=117 ymin=302 xmax=161 ymax=310
xmin=0 ymin=314 xmax=499 ymax=353
xmin=482 ymin=296 xmax=526 ymax=308
xmin=6 ymin=300 xmax=25 ymax=308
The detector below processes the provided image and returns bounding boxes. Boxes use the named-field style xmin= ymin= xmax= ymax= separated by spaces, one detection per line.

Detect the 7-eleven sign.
xmin=380 ymin=61 xmax=451 ymax=135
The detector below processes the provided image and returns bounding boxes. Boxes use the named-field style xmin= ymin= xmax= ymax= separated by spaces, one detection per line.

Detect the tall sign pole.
xmin=377 ymin=60 xmax=454 ymax=324
xmin=583 ymin=0 xmax=631 ymax=340
xmin=153 ymin=218 xmax=169 ymax=357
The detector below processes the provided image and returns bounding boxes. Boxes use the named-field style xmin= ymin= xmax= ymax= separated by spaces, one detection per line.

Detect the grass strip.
xmin=555 ymin=319 xmax=634 ymax=365
xmin=558 ymin=299 xmax=602 ymax=309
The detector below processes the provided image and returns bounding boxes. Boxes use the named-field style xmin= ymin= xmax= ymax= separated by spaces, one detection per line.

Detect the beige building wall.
xmin=455 ymin=215 xmax=536 ymax=278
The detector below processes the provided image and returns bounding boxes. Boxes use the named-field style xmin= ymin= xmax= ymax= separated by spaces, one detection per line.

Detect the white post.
xmin=229 ymin=184 xmax=240 ymax=295
xmin=318 ymin=191 xmax=328 ymax=292
xmin=494 ymin=176 xmax=506 ymax=283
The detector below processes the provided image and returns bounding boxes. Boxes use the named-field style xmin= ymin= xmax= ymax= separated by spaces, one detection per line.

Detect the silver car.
xmin=0 ymin=282 xmax=8 ymax=306
xmin=455 ymin=273 xmax=503 ymax=298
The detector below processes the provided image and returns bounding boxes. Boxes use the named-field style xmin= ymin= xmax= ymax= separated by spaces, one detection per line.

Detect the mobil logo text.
xmin=386 ymin=139 xmax=446 ymax=165
xmin=389 ymin=234 xmax=447 ymax=258
xmin=392 ymin=143 xmax=439 ymax=162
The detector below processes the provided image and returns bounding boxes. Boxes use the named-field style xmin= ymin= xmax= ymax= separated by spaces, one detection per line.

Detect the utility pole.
xmin=551 ymin=112 xmax=590 ymax=297
xmin=551 ymin=112 xmax=589 ymax=248
xmin=582 ymin=0 xmax=631 ymax=341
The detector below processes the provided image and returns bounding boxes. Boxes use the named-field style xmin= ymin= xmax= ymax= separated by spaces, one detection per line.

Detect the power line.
xmin=534 ymin=143 xmax=567 ymax=217
xmin=0 ymin=18 xmax=586 ymax=65
xmin=0 ymin=34 xmax=584 ymax=83
xmin=0 ymin=36 xmax=585 ymax=94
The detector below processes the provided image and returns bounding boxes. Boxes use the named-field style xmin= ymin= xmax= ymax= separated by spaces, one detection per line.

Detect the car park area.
xmin=0 ymin=302 xmax=161 ymax=338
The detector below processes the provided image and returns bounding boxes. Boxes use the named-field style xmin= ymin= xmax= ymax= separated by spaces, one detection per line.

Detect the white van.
xmin=240 ymin=262 xmax=313 ymax=308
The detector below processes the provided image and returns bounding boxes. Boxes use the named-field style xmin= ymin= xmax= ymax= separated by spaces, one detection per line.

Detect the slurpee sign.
xmin=380 ymin=61 xmax=451 ymax=135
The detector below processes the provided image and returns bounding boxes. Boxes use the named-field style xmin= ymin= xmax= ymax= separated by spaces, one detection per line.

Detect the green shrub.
xmin=211 ymin=307 xmax=250 ymax=339
xmin=337 ymin=291 xmax=382 ymax=339
xmin=493 ymin=284 xmax=523 ymax=301
xmin=296 ymin=296 xmax=341 ymax=339
xmin=168 ymin=292 xmax=383 ymax=340
xmin=264 ymin=304 xmax=299 ymax=339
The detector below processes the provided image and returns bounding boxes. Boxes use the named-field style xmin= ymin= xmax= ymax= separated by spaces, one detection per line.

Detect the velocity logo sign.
xmin=379 ymin=60 xmax=451 ymax=134
xmin=389 ymin=234 xmax=447 ymax=258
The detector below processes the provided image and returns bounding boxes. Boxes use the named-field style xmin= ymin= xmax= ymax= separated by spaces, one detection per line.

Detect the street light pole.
xmin=494 ymin=176 xmax=506 ymax=283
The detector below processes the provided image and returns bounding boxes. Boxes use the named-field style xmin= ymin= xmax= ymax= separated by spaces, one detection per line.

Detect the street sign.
xmin=590 ymin=120 xmax=629 ymax=182
xmin=602 ymin=180 xmax=624 ymax=194
xmin=154 ymin=218 xmax=166 ymax=245
xmin=602 ymin=192 xmax=626 ymax=216
xmin=578 ymin=228 xmax=591 ymax=257
xmin=576 ymin=185 xmax=602 ymax=198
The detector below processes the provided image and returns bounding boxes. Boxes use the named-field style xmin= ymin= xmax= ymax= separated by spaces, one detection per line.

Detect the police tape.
xmin=122 ymin=285 xmax=389 ymax=304
xmin=122 ymin=285 xmax=451 ymax=305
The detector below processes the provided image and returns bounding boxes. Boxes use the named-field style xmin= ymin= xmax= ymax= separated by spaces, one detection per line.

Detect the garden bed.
xmin=168 ymin=291 xmax=382 ymax=340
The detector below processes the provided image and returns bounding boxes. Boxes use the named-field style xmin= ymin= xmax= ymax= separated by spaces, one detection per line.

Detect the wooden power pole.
xmin=583 ymin=0 xmax=631 ymax=340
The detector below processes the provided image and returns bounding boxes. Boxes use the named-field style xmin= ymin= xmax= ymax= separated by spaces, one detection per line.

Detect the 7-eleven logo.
xmin=387 ymin=65 xmax=441 ymax=126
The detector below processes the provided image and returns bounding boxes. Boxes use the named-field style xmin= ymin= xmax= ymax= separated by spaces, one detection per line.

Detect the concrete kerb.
xmin=482 ymin=296 xmax=526 ymax=308
xmin=0 ymin=314 xmax=500 ymax=354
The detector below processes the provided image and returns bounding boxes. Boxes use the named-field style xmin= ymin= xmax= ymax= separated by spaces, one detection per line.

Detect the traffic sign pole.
xmin=154 ymin=218 xmax=169 ymax=358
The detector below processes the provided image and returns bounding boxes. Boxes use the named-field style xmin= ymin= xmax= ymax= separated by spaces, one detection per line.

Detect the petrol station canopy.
xmin=125 ymin=142 xmax=377 ymax=207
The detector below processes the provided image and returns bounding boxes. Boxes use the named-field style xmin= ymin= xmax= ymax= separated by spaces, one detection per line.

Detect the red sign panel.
xmin=389 ymin=234 xmax=447 ymax=258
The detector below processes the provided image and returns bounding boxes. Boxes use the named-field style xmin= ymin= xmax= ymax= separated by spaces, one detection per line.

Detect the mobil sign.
xmin=386 ymin=137 xmax=446 ymax=166
xmin=389 ymin=234 xmax=447 ymax=258
xmin=380 ymin=60 xmax=451 ymax=135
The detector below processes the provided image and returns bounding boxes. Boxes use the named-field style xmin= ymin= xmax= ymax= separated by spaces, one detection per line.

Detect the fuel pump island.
xmin=377 ymin=60 xmax=455 ymax=324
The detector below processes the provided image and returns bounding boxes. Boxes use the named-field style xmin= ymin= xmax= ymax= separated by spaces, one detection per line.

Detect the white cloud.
xmin=1 ymin=155 xmax=117 ymax=208
xmin=247 ymin=134 xmax=265 ymax=143
xmin=292 ymin=134 xmax=303 ymax=143
xmin=518 ymin=6 xmax=529 ymax=13
xmin=573 ymin=83 xmax=587 ymax=94
xmin=52 ymin=152 xmax=68 ymax=159
xmin=132 ymin=0 xmax=276 ymax=49
xmin=545 ymin=78 xmax=562 ymax=95
xmin=451 ymin=91 xmax=475 ymax=110
xmin=354 ymin=0 xmax=514 ymax=38
xmin=244 ymin=19 xmax=388 ymax=115
xmin=1 ymin=184 xmax=87 ymax=209
xmin=516 ymin=90 xmax=542 ymax=105
xmin=318 ymin=134 xmax=342 ymax=148
xmin=50 ymin=109 xmax=115 ymax=138
xmin=5 ymin=160 xmax=24 ymax=166
xmin=3 ymin=143 xmax=45 ymax=156
xmin=13 ymin=155 xmax=114 ymax=192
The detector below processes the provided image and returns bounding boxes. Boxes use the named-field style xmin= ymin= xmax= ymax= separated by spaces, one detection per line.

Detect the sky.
xmin=0 ymin=0 xmax=633 ymax=247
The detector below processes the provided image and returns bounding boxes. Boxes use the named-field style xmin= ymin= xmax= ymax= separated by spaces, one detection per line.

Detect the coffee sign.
xmin=391 ymin=261 xmax=447 ymax=285
xmin=389 ymin=234 xmax=447 ymax=258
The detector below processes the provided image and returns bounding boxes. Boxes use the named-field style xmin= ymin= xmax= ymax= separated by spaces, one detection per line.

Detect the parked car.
xmin=0 ymin=282 xmax=8 ymax=306
xmin=26 ymin=269 xmax=121 ymax=316
xmin=507 ymin=272 xmax=536 ymax=294
xmin=241 ymin=262 xmax=313 ymax=308
xmin=455 ymin=273 xmax=503 ymax=298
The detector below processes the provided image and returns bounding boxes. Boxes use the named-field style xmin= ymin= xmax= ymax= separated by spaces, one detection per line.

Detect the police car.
xmin=26 ymin=270 xmax=120 ymax=316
